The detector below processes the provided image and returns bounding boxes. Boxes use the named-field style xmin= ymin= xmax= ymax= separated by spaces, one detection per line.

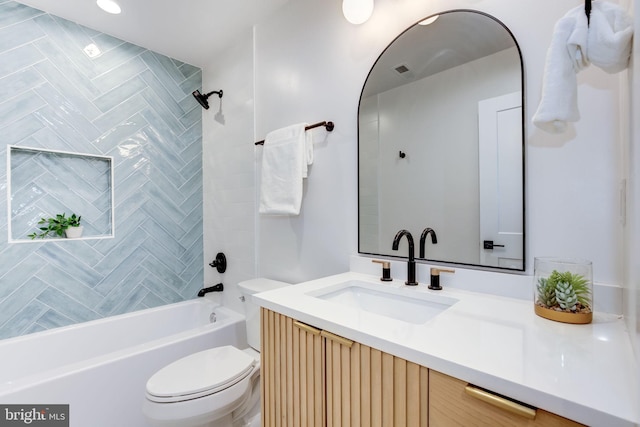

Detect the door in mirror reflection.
xmin=478 ymin=92 xmax=523 ymax=269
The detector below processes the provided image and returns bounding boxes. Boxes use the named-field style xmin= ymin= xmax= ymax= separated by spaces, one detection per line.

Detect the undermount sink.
xmin=308 ymin=280 xmax=458 ymax=324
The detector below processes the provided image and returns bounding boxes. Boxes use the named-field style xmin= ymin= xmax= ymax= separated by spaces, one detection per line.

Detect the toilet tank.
xmin=238 ymin=278 xmax=290 ymax=350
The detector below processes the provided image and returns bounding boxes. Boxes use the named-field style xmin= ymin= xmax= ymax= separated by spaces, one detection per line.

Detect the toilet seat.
xmin=146 ymin=346 xmax=255 ymax=403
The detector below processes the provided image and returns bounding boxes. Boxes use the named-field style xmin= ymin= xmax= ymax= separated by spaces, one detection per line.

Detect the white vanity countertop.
xmin=253 ymin=272 xmax=639 ymax=427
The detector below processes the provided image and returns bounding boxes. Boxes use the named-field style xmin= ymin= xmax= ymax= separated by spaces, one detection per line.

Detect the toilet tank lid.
xmin=238 ymin=278 xmax=290 ymax=294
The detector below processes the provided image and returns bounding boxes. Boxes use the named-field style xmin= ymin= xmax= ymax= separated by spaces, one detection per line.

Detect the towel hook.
xmin=585 ymin=0 xmax=592 ymax=26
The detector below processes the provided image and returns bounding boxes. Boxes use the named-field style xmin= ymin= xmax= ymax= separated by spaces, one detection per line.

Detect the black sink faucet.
xmin=392 ymin=229 xmax=418 ymax=286
xmin=419 ymin=227 xmax=438 ymax=258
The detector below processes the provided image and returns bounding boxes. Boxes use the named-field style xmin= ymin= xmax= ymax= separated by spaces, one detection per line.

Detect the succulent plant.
xmin=555 ymin=280 xmax=578 ymax=311
xmin=536 ymin=277 xmax=557 ymax=307
xmin=536 ymin=269 xmax=591 ymax=312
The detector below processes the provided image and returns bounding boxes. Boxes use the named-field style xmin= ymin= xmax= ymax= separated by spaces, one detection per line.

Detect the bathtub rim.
xmin=0 ymin=300 xmax=246 ymax=395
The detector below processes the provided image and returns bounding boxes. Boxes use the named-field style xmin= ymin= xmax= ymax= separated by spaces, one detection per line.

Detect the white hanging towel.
xmin=587 ymin=1 xmax=634 ymax=73
xmin=259 ymin=123 xmax=313 ymax=215
xmin=532 ymin=1 xmax=633 ymax=134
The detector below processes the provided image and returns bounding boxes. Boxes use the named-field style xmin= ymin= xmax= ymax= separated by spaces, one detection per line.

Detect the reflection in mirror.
xmin=358 ymin=10 xmax=525 ymax=271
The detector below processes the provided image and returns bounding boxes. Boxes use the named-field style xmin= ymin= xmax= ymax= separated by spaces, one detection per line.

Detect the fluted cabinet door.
xmin=262 ymin=309 xmax=429 ymax=427
xmin=261 ymin=309 xmax=325 ymax=427
xmin=325 ymin=338 xmax=429 ymax=427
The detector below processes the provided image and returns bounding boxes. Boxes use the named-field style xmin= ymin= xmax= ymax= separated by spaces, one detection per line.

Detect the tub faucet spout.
xmin=198 ymin=283 xmax=224 ymax=297
xmin=392 ymin=229 xmax=417 ymax=286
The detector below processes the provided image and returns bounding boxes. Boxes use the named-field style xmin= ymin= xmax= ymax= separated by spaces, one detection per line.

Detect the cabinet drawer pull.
xmin=464 ymin=385 xmax=537 ymax=420
xmin=320 ymin=330 xmax=353 ymax=347
xmin=293 ymin=320 xmax=321 ymax=335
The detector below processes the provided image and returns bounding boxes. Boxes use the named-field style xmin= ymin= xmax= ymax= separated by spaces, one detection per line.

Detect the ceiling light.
xmin=342 ymin=0 xmax=374 ymax=25
xmin=97 ymin=0 xmax=121 ymax=14
xmin=418 ymin=15 xmax=439 ymax=26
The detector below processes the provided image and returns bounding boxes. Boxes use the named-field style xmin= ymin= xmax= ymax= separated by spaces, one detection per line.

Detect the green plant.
xmin=28 ymin=213 xmax=81 ymax=239
xmin=535 ymin=277 xmax=556 ymax=307
xmin=555 ymin=280 xmax=578 ymax=311
xmin=536 ymin=270 xmax=591 ymax=312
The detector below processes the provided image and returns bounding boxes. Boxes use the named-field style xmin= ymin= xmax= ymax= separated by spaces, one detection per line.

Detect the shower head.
xmin=192 ymin=89 xmax=223 ymax=110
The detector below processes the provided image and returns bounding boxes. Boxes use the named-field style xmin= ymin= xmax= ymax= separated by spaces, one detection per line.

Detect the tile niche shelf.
xmin=7 ymin=145 xmax=115 ymax=243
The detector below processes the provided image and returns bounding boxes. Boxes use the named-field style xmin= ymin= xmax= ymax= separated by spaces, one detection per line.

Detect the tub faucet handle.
xmin=209 ymin=252 xmax=227 ymax=273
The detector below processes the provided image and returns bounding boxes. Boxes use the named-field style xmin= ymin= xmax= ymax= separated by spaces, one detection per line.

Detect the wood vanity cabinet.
xmin=261 ymin=309 xmax=429 ymax=427
xmin=261 ymin=309 xmax=583 ymax=427
xmin=429 ymin=371 xmax=584 ymax=426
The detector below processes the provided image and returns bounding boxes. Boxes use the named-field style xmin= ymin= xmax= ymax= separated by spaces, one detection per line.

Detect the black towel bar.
xmin=255 ymin=121 xmax=335 ymax=145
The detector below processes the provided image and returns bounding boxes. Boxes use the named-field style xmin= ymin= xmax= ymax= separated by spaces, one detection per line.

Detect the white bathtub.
xmin=0 ymin=299 xmax=247 ymax=427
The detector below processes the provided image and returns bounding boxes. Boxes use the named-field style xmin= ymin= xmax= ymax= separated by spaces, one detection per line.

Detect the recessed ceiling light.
xmin=97 ymin=0 xmax=121 ymax=14
xmin=83 ymin=43 xmax=102 ymax=58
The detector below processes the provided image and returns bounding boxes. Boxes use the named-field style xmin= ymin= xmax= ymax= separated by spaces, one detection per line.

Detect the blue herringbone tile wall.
xmin=0 ymin=1 xmax=204 ymax=339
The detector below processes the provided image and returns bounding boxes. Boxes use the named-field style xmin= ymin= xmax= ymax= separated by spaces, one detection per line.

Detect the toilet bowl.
xmin=142 ymin=278 xmax=290 ymax=427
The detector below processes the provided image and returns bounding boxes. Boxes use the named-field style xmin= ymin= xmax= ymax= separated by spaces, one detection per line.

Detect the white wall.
xmin=248 ymin=0 xmax=624 ymax=289
xmin=202 ymin=0 xmax=626 ymax=303
xmin=623 ymin=0 xmax=639 ymax=362
xmin=202 ymin=30 xmax=257 ymax=314
xmin=254 ymin=0 xmax=361 ymax=283
xmin=524 ymin=2 xmax=623 ymax=288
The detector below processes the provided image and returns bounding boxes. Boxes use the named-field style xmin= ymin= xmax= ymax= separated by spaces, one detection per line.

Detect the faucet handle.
xmin=430 ymin=268 xmax=455 ymax=275
xmin=429 ymin=268 xmax=455 ymax=290
xmin=372 ymin=259 xmax=392 ymax=282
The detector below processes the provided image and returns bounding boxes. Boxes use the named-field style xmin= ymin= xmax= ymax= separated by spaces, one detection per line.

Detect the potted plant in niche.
xmin=533 ymin=257 xmax=593 ymax=324
xmin=28 ymin=213 xmax=83 ymax=239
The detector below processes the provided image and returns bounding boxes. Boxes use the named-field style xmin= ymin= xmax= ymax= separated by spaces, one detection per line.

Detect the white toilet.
xmin=142 ymin=278 xmax=290 ymax=427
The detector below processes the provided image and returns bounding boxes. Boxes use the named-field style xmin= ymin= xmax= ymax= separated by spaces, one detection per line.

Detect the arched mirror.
xmin=358 ymin=10 xmax=525 ymax=271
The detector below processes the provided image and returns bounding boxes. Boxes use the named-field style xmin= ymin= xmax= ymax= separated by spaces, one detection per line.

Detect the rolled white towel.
xmin=533 ymin=1 xmax=633 ymax=134
xmin=532 ymin=5 xmax=586 ymax=134
xmin=567 ymin=5 xmax=590 ymax=72
xmin=587 ymin=1 xmax=633 ymax=73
